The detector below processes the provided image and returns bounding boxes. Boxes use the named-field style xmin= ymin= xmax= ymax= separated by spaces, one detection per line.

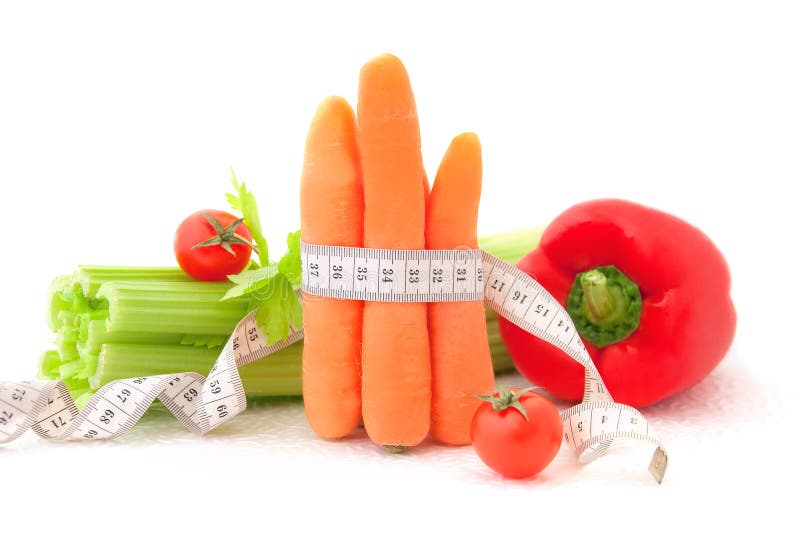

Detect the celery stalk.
xmin=39 ymin=350 xmax=63 ymax=379
xmin=92 ymin=343 xmax=303 ymax=396
xmin=478 ymin=228 xmax=542 ymax=265
xmin=47 ymin=276 xmax=73 ymax=331
xmin=486 ymin=309 xmax=514 ymax=373
xmin=87 ymin=325 xmax=511 ymax=396
xmin=98 ymin=281 xmax=249 ymax=336
xmin=84 ymin=318 xmax=185 ymax=354
xmin=75 ymin=265 xmax=190 ymax=298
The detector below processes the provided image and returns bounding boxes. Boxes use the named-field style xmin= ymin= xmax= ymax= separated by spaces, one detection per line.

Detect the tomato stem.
xmin=474 ymin=385 xmax=537 ymax=420
xmin=193 ymin=213 xmax=259 ymax=256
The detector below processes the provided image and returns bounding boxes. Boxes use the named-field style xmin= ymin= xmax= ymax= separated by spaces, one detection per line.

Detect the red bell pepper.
xmin=498 ymin=199 xmax=736 ymax=407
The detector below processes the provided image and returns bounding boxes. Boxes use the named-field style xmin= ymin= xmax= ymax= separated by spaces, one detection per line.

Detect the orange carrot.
xmin=300 ymin=96 xmax=363 ymax=439
xmin=426 ymin=133 xmax=495 ymax=445
xmin=358 ymin=54 xmax=431 ymax=449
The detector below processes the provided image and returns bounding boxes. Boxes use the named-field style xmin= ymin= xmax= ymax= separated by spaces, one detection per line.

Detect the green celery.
xmin=39 ymin=350 xmax=63 ymax=379
xmin=75 ymin=265 xmax=190 ymax=298
xmin=98 ymin=281 xmax=249 ymax=336
xmin=485 ymin=309 xmax=514 ymax=373
xmin=47 ymin=276 xmax=73 ymax=331
xmin=92 ymin=343 xmax=303 ymax=396
xmin=84 ymin=320 xmax=184 ymax=355
xmin=478 ymin=228 xmax=542 ymax=265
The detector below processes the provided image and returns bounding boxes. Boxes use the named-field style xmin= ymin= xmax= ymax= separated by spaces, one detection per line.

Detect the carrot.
xmin=300 ymin=96 xmax=364 ymax=439
xmin=426 ymin=133 xmax=495 ymax=445
xmin=358 ymin=54 xmax=431 ymax=450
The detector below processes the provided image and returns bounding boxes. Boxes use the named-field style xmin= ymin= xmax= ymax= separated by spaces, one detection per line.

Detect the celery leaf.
xmin=252 ymin=274 xmax=299 ymax=345
xmin=278 ymin=230 xmax=302 ymax=287
xmin=227 ymin=167 xmax=269 ymax=266
xmin=222 ymin=171 xmax=303 ymax=346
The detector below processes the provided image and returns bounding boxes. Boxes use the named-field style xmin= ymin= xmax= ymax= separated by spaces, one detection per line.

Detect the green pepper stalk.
xmin=566 ymin=265 xmax=642 ymax=348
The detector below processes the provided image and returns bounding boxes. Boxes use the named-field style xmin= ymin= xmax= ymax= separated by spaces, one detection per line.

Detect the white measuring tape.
xmin=302 ymin=245 xmax=486 ymax=302
xmin=0 ymin=313 xmax=302 ymax=443
xmin=0 ymin=244 xmax=667 ymax=484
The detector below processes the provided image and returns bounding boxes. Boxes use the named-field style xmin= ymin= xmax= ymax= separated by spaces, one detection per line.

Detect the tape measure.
xmin=302 ymin=244 xmax=485 ymax=302
xmin=0 ymin=313 xmax=302 ymax=443
xmin=0 ymin=244 xmax=667 ymax=484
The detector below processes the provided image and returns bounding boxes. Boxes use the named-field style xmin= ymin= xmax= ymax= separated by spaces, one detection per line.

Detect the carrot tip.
xmin=311 ymin=95 xmax=353 ymax=123
xmin=358 ymin=53 xmax=412 ymax=94
xmin=383 ymin=445 xmax=408 ymax=454
xmin=455 ymin=131 xmax=480 ymax=145
xmin=361 ymin=52 xmax=405 ymax=72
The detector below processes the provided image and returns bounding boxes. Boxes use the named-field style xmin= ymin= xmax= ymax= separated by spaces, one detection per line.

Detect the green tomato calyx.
xmin=474 ymin=385 xmax=538 ymax=421
xmin=193 ymin=213 xmax=259 ymax=256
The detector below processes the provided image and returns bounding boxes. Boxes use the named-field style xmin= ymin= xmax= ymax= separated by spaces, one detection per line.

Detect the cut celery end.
xmin=39 ymin=351 xmax=63 ymax=379
xmin=58 ymin=359 xmax=84 ymax=380
xmin=76 ymin=352 xmax=98 ymax=380
xmin=56 ymin=333 xmax=79 ymax=361
xmin=47 ymin=276 xmax=73 ymax=332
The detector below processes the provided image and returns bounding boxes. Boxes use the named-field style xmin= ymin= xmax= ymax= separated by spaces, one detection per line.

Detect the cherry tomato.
xmin=174 ymin=209 xmax=254 ymax=281
xmin=471 ymin=387 xmax=563 ymax=479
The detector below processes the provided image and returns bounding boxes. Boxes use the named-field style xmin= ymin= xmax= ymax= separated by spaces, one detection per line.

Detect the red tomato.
xmin=174 ymin=210 xmax=253 ymax=281
xmin=471 ymin=388 xmax=563 ymax=479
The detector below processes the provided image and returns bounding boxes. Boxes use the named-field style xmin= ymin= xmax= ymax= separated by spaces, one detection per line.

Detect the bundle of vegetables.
xmin=39 ymin=229 xmax=540 ymax=408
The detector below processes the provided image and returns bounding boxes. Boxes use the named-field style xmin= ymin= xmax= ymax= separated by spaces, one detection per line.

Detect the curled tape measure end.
xmin=649 ymin=447 xmax=669 ymax=484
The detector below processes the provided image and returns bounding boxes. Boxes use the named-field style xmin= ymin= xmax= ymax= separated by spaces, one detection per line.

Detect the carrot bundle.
xmin=426 ymin=133 xmax=495 ymax=445
xmin=300 ymin=96 xmax=364 ymax=439
xmin=300 ymin=54 xmax=495 ymax=450
xmin=358 ymin=54 xmax=431 ymax=449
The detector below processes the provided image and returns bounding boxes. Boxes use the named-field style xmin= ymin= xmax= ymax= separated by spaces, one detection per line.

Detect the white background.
xmin=1 ymin=1 xmax=798 ymax=541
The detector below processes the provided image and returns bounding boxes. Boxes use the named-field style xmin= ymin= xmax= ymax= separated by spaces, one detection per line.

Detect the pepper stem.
xmin=566 ymin=265 xmax=643 ymax=349
xmin=580 ymin=269 xmax=615 ymax=324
